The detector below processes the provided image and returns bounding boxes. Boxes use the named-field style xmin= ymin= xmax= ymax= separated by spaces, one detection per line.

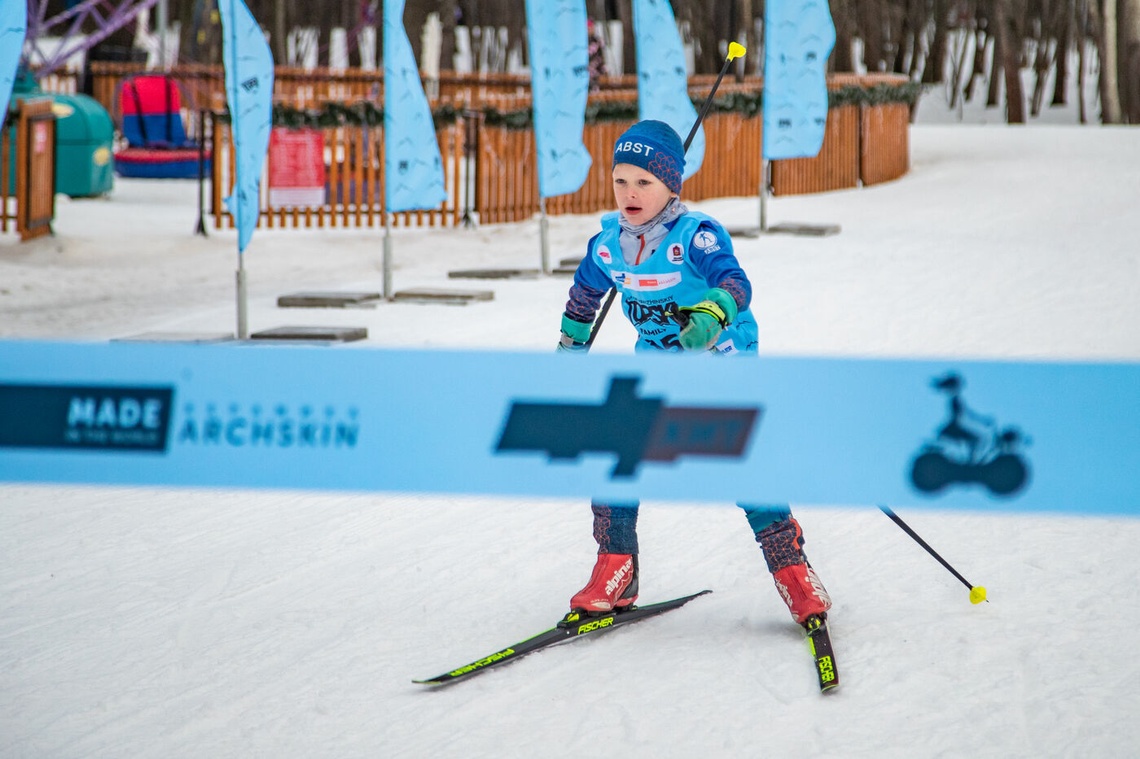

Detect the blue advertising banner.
xmin=1 ymin=341 xmax=1138 ymax=517
xmin=219 ymin=0 xmax=274 ymax=253
xmin=525 ymin=0 xmax=593 ymax=198
xmin=0 ymin=0 xmax=25 ymax=126
xmin=383 ymin=0 xmax=447 ymax=212
xmin=633 ymin=0 xmax=703 ymax=177
xmin=763 ymin=0 xmax=836 ymax=160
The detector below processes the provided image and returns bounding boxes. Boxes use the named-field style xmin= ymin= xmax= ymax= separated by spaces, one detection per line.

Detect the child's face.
xmin=612 ymin=163 xmax=674 ymax=226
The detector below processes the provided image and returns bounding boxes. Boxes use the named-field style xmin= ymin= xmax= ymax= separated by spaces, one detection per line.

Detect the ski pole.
xmin=585 ymin=42 xmax=747 ymax=350
xmin=683 ymin=42 xmax=745 ymax=151
xmin=584 ymin=287 xmax=616 ymax=347
xmin=879 ymin=505 xmax=988 ymax=604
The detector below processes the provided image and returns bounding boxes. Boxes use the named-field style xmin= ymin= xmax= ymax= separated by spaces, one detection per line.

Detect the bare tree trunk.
xmin=271 ymin=0 xmax=286 ymax=65
xmin=1095 ymin=0 xmax=1124 ymax=121
xmin=1119 ymin=0 xmax=1140 ymax=121
xmin=1029 ymin=21 xmax=1052 ymax=116
xmin=858 ymin=0 xmax=887 ymax=71
xmin=456 ymin=0 xmax=480 ymax=72
xmin=948 ymin=25 xmax=968 ymax=107
xmin=1051 ymin=0 xmax=1073 ymax=106
xmin=177 ymin=0 xmax=200 ymax=63
xmin=994 ymin=0 xmax=1027 ymax=121
xmin=830 ymin=0 xmax=856 ymax=72
xmin=1078 ymin=0 xmax=1090 ymax=121
xmin=986 ymin=0 xmax=1004 ymax=106
xmin=902 ymin=10 xmax=917 ymax=77
xmin=616 ymin=0 xmax=637 ymax=76
xmin=904 ymin=0 xmax=928 ymax=79
xmin=689 ymin=0 xmax=723 ymax=73
xmin=735 ymin=0 xmax=753 ymax=77
xmin=1126 ymin=45 xmax=1140 ymax=122
xmin=439 ymin=0 xmax=458 ymax=70
xmin=891 ymin=3 xmax=909 ymax=73
xmin=402 ymin=1 xmax=430 ymax=69
xmin=925 ymin=0 xmax=950 ymax=84
xmin=966 ymin=29 xmax=991 ymax=101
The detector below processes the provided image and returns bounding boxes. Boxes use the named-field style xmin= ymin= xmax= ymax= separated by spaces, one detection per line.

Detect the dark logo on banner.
xmin=495 ymin=376 xmax=759 ymax=478
xmin=176 ymin=403 xmax=360 ymax=449
xmin=0 ymin=383 xmax=174 ymax=452
xmin=909 ymin=372 xmax=1031 ymax=497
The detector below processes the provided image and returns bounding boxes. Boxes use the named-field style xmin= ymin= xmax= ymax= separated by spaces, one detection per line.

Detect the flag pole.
xmin=383 ymin=211 xmax=393 ymax=300
xmin=539 ymin=195 xmax=551 ymax=275
xmin=224 ymin=0 xmax=249 ymax=339
xmin=760 ymin=158 xmax=770 ymax=233
xmin=236 ymin=257 xmax=248 ymax=339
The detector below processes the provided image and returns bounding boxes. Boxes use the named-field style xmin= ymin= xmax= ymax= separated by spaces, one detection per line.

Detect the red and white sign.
xmin=268 ymin=128 xmax=326 ymax=208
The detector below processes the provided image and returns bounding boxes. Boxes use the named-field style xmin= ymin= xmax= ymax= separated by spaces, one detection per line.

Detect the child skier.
xmin=556 ymin=119 xmax=832 ymax=630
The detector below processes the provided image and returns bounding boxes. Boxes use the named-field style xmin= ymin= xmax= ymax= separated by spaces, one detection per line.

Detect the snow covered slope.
xmin=1 ymin=122 xmax=1138 ymax=757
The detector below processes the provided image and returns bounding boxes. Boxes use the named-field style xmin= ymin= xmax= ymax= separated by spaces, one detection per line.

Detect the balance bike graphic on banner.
xmin=910 ymin=372 xmax=1031 ymax=497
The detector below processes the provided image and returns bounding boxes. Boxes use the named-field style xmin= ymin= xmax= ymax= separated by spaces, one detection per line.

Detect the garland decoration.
xmin=213 ymin=82 xmax=922 ymax=130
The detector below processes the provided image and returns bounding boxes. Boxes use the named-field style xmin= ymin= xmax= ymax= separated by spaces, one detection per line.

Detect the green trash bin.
xmin=7 ymin=93 xmax=115 ymax=198
xmin=50 ymin=94 xmax=115 ymax=198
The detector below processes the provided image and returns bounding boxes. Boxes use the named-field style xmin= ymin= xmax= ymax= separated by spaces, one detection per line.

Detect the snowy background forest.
xmin=33 ymin=0 xmax=1140 ymax=125
xmin=2 ymin=81 xmax=1139 ymax=757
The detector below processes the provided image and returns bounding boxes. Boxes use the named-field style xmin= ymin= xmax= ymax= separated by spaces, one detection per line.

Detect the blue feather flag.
xmin=383 ymin=0 xmax=447 ymax=212
xmin=633 ymin=0 xmax=703 ymax=178
xmin=763 ymin=0 xmax=836 ymax=159
xmin=219 ymin=0 xmax=274 ymax=253
xmin=0 ymin=0 xmax=27 ymax=127
xmin=525 ymin=0 xmax=592 ymax=198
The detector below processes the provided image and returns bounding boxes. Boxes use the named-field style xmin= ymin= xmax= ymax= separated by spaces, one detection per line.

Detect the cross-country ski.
xmin=415 ymin=591 xmax=712 ymax=686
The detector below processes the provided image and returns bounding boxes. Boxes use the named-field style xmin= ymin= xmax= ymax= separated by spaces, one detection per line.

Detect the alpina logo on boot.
xmin=805 ymin=566 xmax=832 ymax=606
xmin=774 ymin=577 xmax=794 ymax=608
xmin=605 ymin=558 xmax=633 ymax=596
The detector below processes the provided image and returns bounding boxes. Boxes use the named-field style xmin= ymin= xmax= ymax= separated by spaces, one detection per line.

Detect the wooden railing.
xmin=63 ymin=64 xmax=911 ymax=230
xmin=208 ymin=111 xmax=468 ymax=229
xmin=771 ymin=74 xmax=913 ymax=195
xmin=85 ymin=63 xmax=536 ymax=129
xmin=471 ymin=83 xmax=766 ymax=224
xmin=205 ymin=83 xmax=910 ymax=230
xmin=1 ymin=99 xmax=56 ymax=241
xmin=860 ymin=101 xmax=911 ymax=187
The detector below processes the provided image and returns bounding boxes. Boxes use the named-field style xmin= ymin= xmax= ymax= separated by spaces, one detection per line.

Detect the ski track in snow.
xmin=4 ymin=488 xmax=1140 ymax=756
xmin=2 ymin=107 xmax=1140 ymax=756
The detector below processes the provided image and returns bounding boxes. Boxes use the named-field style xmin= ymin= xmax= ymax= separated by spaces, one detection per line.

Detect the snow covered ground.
xmin=2 ymin=101 xmax=1139 ymax=757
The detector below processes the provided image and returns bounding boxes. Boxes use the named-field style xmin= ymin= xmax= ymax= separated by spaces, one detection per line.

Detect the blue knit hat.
xmin=612 ymin=120 xmax=685 ymax=195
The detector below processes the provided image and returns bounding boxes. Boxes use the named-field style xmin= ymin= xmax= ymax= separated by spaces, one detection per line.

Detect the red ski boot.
xmin=570 ymin=553 xmax=639 ymax=613
xmin=772 ymin=562 xmax=832 ymax=625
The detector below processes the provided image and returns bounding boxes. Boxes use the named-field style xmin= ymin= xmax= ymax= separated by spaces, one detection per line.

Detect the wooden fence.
xmin=771 ymin=74 xmax=912 ymax=196
xmin=62 ymin=64 xmax=911 ymax=231
xmin=205 ymin=81 xmax=909 ymax=230
xmin=859 ymin=102 xmax=911 ymax=187
xmin=471 ymin=84 xmax=766 ymax=225
xmin=85 ymin=63 xmax=534 ymax=137
xmin=1 ymin=99 xmax=56 ymax=241
xmin=209 ymin=112 xmax=468 ymax=229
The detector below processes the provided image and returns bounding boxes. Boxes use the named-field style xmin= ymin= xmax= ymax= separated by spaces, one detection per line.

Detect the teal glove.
xmin=675 ymin=288 xmax=738 ymax=351
xmin=557 ymin=313 xmax=592 ymax=353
